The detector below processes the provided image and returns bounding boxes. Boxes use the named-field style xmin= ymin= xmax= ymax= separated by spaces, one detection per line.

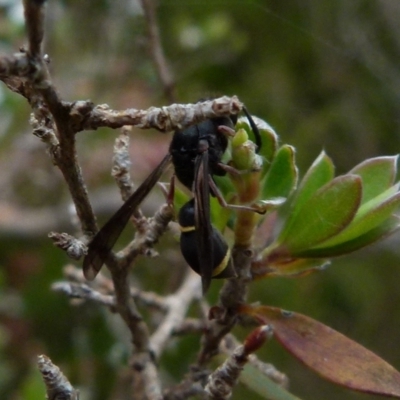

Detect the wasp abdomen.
xmin=178 ymin=200 xmax=236 ymax=279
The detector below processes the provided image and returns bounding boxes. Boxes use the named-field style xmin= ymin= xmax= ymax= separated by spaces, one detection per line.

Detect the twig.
xmin=163 ymin=369 xmax=207 ymax=400
xmin=1 ymin=68 xmax=242 ymax=136
xmin=37 ymin=354 xmax=79 ymax=400
xmin=150 ymin=270 xmax=202 ymax=360
xmin=0 ymin=52 xmax=32 ymax=79
xmin=117 ymin=201 xmax=174 ymax=268
xmin=61 ymin=265 xmax=168 ymax=311
xmin=48 ymin=232 xmax=86 ymax=260
xmin=140 ymin=0 xmax=176 ymax=102
xmin=172 ymin=318 xmax=205 ymax=336
xmin=23 ymin=0 xmax=46 ymax=58
xmin=205 ymin=326 xmax=273 ymax=400
xmin=51 ymin=281 xmax=115 ymax=307
xmin=197 ymin=247 xmax=253 ymax=365
xmin=10 ymin=2 xmax=98 ymax=238
xmin=163 ymin=327 xmax=277 ymax=400
xmin=112 ymin=129 xmax=136 ymax=202
xmin=31 ymin=113 xmax=60 ymax=162
xmin=70 ymin=97 xmax=243 ymax=133
xmin=110 ymin=263 xmax=163 ymax=400
xmin=221 ymin=334 xmax=288 ymax=387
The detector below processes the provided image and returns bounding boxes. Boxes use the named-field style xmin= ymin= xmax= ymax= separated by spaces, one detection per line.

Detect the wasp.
xmin=83 ymin=103 xmax=261 ymax=293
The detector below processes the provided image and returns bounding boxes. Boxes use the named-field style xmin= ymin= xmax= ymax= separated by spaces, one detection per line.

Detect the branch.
xmin=221 ymin=334 xmax=289 ymax=388
xmin=37 ymin=354 xmax=79 ymax=400
xmin=112 ymin=129 xmax=137 ymax=203
xmin=23 ymin=0 xmax=46 ymax=58
xmin=172 ymin=318 xmax=205 ymax=336
xmin=70 ymin=96 xmax=243 ymax=133
xmin=56 ymin=265 xmax=168 ymax=311
xmin=163 ymin=372 xmax=207 ymax=400
xmin=117 ymin=201 xmax=174 ymax=268
xmin=205 ymin=326 xmax=273 ymax=400
xmin=52 ymin=281 xmax=115 ymax=307
xmin=110 ymin=264 xmax=163 ymax=400
xmin=0 ymin=52 xmax=32 ymax=79
xmin=48 ymin=233 xmax=86 ymax=260
xmin=197 ymin=247 xmax=253 ymax=365
xmin=0 ymin=2 xmax=98 ymax=238
xmin=150 ymin=270 xmax=201 ymax=359
xmin=140 ymin=0 xmax=176 ymax=102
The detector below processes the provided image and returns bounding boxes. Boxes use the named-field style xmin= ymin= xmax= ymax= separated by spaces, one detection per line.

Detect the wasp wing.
xmin=83 ymin=154 xmax=172 ymax=280
xmin=194 ymin=151 xmax=214 ymax=294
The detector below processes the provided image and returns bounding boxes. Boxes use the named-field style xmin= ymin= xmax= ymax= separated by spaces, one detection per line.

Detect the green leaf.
xmin=296 ymin=216 xmax=400 ymax=258
xmin=240 ymin=305 xmax=400 ymax=398
xmin=277 ymin=175 xmax=362 ymax=253
xmin=289 ymin=151 xmax=335 ymax=215
xmin=312 ymin=189 xmax=400 ymax=249
xmin=349 ymin=156 xmax=398 ymax=204
xmin=241 ymin=364 xmax=303 ymax=400
xmin=274 ymin=152 xmax=334 ymax=241
xmin=259 ymin=124 xmax=279 ymax=178
xmin=261 ymin=145 xmax=298 ymax=200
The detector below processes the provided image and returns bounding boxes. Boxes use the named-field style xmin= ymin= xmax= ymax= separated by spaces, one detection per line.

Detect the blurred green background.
xmin=1 ymin=1 xmax=400 ymax=399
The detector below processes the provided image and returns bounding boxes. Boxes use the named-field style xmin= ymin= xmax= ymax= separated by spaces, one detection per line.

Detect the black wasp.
xmin=83 ymin=102 xmax=261 ymax=293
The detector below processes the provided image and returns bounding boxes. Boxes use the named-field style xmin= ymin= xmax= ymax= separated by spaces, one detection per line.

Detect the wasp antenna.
xmin=242 ymin=106 xmax=262 ymax=153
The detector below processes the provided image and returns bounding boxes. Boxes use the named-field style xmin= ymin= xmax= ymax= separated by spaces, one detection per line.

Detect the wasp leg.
xmin=208 ymin=175 xmax=266 ymax=215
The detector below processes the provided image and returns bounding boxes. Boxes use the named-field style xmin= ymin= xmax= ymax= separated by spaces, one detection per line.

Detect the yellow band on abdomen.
xmin=212 ymin=248 xmax=231 ymax=277
xmin=180 ymin=225 xmax=195 ymax=233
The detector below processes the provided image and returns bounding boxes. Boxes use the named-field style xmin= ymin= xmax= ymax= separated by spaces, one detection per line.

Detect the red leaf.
xmin=240 ymin=304 xmax=400 ymax=397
